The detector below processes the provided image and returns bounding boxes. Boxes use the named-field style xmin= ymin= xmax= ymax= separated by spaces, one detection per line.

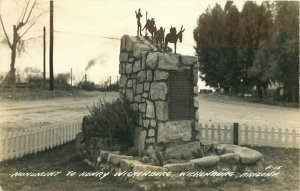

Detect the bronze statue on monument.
xmin=134 ymin=10 xmax=185 ymax=54
xmin=165 ymin=25 xmax=185 ymax=54
xmin=135 ymin=8 xmax=143 ymax=36
xmin=142 ymin=18 xmax=157 ymax=40
xmin=155 ymin=27 xmax=165 ymax=49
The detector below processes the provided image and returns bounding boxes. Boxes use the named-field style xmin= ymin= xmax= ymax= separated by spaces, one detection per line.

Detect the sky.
xmin=0 ymin=0 xmax=262 ymax=88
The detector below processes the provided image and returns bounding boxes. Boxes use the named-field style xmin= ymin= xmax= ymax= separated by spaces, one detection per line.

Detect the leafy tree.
xmin=194 ymin=1 xmax=299 ymax=103
xmin=194 ymin=3 xmax=242 ymax=93
xmin=194 ymin=5 xmax=224 ymax=89
xmin=247 ymin=49 xmax=281 ymax=96
xmin=248 ymin=1 xmax=299 ymax=102
xmin=273 ymin=1 xmax=299 ymax=102
xmin=222 ymin=2 xmax=243 ymax=93
xmin=243 ymin=2 xmax=275 ymax=97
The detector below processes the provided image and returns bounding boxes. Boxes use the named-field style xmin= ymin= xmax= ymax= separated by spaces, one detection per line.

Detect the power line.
xmin=23 ymin=35 xmax=43 ymax=41
xmin=54 ymin=30 xmax=120 ymax=40
xmin=1 ymin=30 xmax=121 ymax=41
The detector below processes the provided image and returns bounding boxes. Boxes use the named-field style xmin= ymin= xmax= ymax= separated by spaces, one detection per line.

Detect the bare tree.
xmin=0 ymin=0 xmax=43 ymax=88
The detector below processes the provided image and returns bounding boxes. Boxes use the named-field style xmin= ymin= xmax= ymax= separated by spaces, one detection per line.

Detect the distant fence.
xmin=0 ymin=121 xmax=82 ymax=162
xmin=196 ymin=122 xmax=300 ymax=148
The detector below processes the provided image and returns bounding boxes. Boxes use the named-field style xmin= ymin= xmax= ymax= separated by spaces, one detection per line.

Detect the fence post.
xmin=292 ymin=129 xmax=296 ymax=147
xmin=211 ymin=124 xmax=215 ymax=141
xmin=12 ymin=131 xmax=17 ymax=159
xmin=50 ymin=128 xmax=54 ymax=148
xmin=278 ymin=128 xmax=282 ymax=146
xmin=233 ymin=123 xmax=239 ymax=145
xmin=24 ymin=130 xmax=29 ymax=154
xmin=224 ymin=125 xmax=228 ymax=143
xmin=271 ymin=127 xmax=275 ymax=146
xmin=199 ymin=123 xmax=202 ymax=140
xmin=3 ymin=132 xmax=8 ymax=161
xmin=264 ymin=127 xmax=269 ymax=146
xmin=285 ymin=129 xmax=289 ymax=147
xmin=205 ymin=124 xmax=208 ymax=141
xmin=217 ymin=124 xmax=221 ymax=143
xmin=258 ymin=126 xmax=262 ymax=146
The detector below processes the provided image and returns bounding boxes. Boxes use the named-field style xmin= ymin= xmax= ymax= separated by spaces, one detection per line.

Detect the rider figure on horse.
xmin=170 ymin=26 xmax=177 ymax=38
xmin=143 ymin=18 xmax=156 ymax=39
xmin=150 ymin=18 xmax=156 ymax=28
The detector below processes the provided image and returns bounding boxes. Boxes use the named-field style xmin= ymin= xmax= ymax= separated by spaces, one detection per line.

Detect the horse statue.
xmin=155 ymin=27 xmax=165 ymax=49
xmin=142 ymin=18 xmax=157 ymax=40
xmin=164 ymin=25 xmax=185 ymax=54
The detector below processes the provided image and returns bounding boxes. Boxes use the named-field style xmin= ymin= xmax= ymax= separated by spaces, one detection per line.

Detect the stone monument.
xmin=119 ymin=35 xmax=199 ymax=152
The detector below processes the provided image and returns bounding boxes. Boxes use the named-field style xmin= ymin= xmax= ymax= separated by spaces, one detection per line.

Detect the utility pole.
xmin=70 ymin=68 xmax=72 ymax=86
xmin=49 ymin=0 xmax=54 ymax=90
xmin=117 ymin=75 xmax=119 ymax=85
xmin=43 ymin=26 xmax=46 ymax=89
xmin=109 ymin=76 xmax=111 ymax=87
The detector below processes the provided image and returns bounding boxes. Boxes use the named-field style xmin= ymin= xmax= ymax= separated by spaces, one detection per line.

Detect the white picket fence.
xmin=0 ymin=121 xmax=82 ymax=162
xmin=0 ymin=120 xmax=298 ymax=162
xmin=196 ymin=122 xmax=300 ymax=148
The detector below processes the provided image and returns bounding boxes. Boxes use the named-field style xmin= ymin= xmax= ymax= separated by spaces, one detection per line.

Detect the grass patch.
xmin=0 ymin=142 xmax=132 ymax=191
xmin=0 ymin=143 xmax=298 ymax=191
xmin=203 ymin=146 xmax=300 ymax=191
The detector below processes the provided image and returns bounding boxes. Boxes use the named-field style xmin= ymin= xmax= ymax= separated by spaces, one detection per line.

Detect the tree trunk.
xmin=257 ymin=84 xmax=263 ymax=98
xmin=263 ymin=83 xmax=268 ymax=97
xmin=9 ymin=46 xmax=17 ymax=89
xmin=296 ymin=82 xmax=299 ymax=104
xmin=287 ymin=86 xmax=296 ymax=103
xmin=9 ymin=25 xmax=18 ymax=89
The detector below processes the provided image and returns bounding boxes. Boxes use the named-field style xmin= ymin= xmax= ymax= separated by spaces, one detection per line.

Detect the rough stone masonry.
xmin=119 ymin=35 xmax=199 ymax=152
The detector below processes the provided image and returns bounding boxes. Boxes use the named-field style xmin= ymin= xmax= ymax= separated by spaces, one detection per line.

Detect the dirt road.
xmin=0 ymin=92 xmax=118 ymax=130
xmin=197 ymin=95 xmax=300 ymax=131
xmin=0 ymin=92 xmax=299 ymax=131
